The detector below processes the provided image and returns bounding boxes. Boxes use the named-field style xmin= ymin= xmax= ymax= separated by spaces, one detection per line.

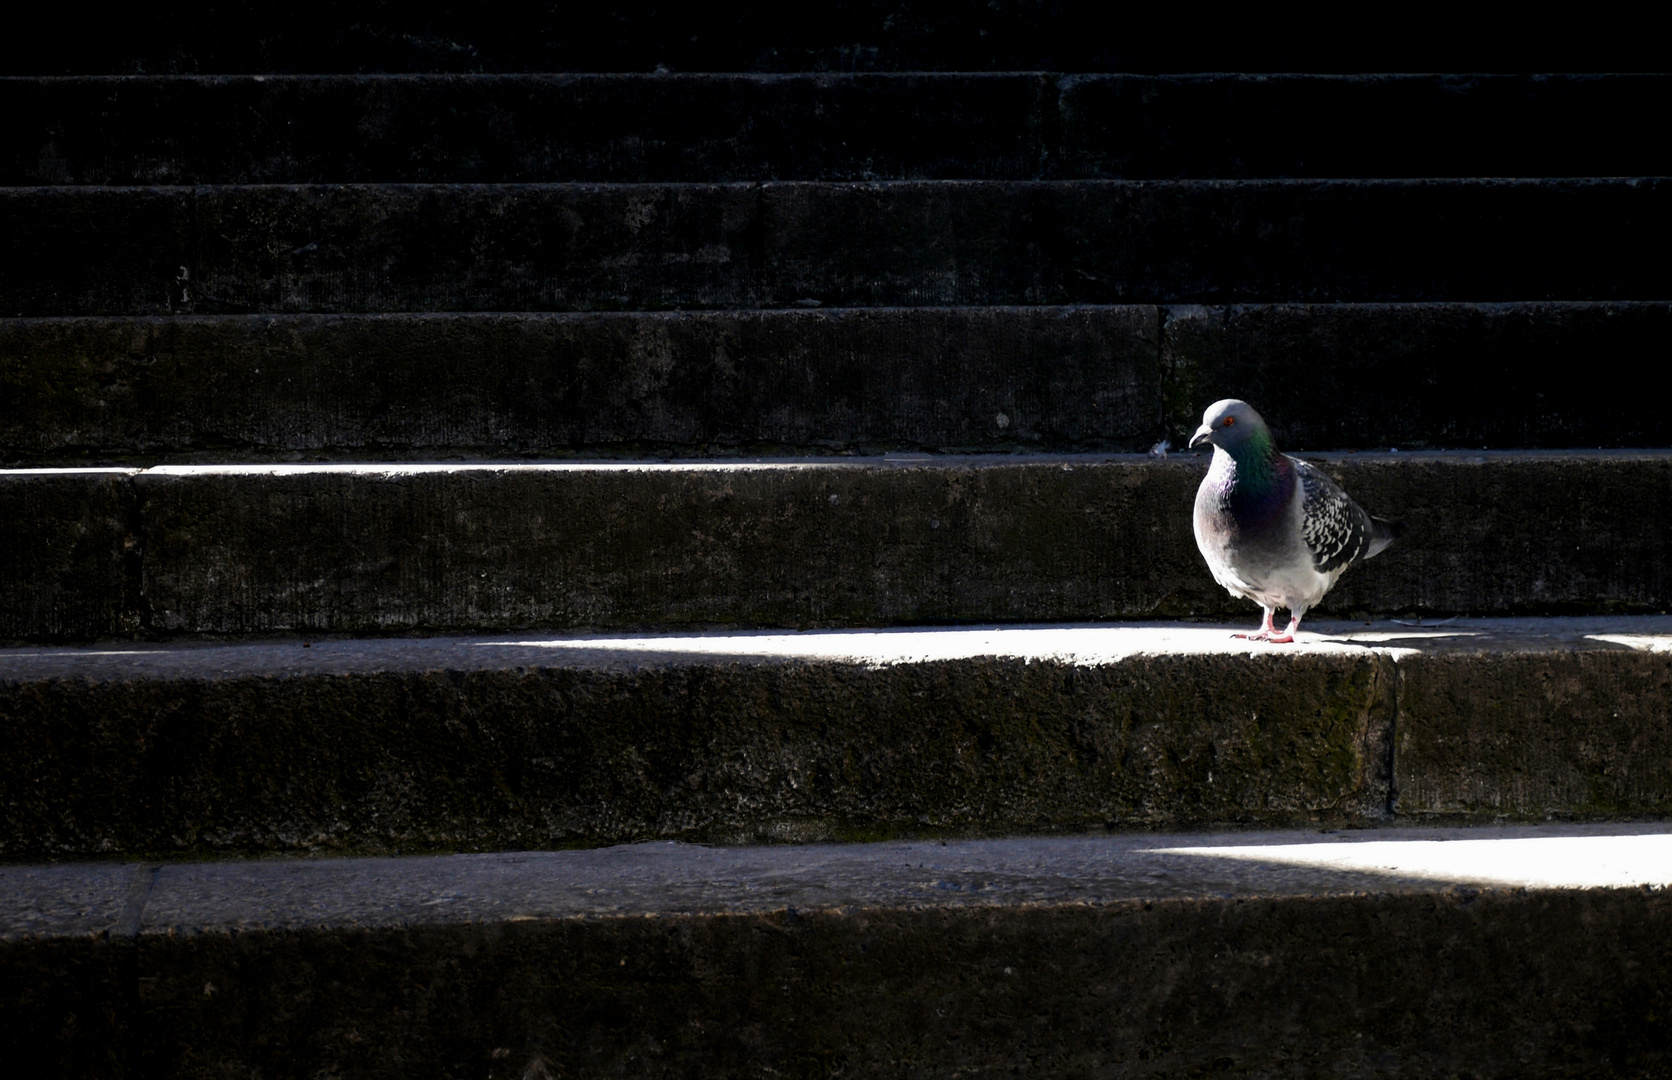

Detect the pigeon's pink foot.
xmin=1235 ymin=614 xmax=1300 ymax=643
xmin=1233 ymin=612 xmax=1279 ymax=641
xmin=1263 ymin=618 xmax=1303 ymax=644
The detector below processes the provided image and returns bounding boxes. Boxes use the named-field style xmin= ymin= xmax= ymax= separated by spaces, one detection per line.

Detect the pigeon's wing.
xmin=1292 ymin=457 xmax=1372 ymax=574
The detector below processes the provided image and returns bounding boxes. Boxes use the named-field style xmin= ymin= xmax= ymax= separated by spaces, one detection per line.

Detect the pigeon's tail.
xmin=1365 ymin=516 xmax=1404 ymax=560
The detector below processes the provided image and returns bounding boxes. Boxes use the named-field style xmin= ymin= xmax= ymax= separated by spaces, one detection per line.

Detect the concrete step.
xmin=2 ymin=618 xmax=1670 ymax=857
xmin=7 ymin=2 xmax=1662 ymax=76
xmin=5 ymin=825 xmax=1671 ymax=1075
xmin=2 ymin=303 xmax=1666 ymax=465
xmin=9 ymin=74 xmax=1670 ymax=185
xmin=0 ymin=307 xmax=1162 ymax=463
xmin=3 ymin=180 xmax=1667 ymax=317
xmin=3 ymin=453 xmax=1669 ymax=641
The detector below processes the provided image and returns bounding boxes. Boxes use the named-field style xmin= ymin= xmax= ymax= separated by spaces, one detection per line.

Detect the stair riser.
xmin=9 ymin=74 xmax=1669 ymax=184
xmin=5 ymin=455 xmax=1672 ymax=639
xmin=0 ymin=472 xmax=133 ymax=640
xmin=1396 ymin=651 xmax=1672 ymax=818
xmin=9 ymin=890 xmax=1670 ymax=1077
xmin=8 ymin=74 xmax=1054 ymax=185
xmin=0 ymin=307 xmax=1163 ymax=462
xmin=0 ymin=651 xmax=1395 ymax=857
xmin=4 ymin=303 xmax=1667 ymax=464
xmin=1162 ymin=301 xmax=1672 ymax=452
xmin=7 ymin=631 xmax=1671 ymax=857
xmin=5 ymin=4 xmax=1663 ymax=76
xmin=4 ymin=181 xmax=1666 ymax=316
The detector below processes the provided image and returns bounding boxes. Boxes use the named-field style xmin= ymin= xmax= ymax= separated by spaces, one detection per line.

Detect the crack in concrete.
xmin=115 ymin=863 xmax=160 ymax=940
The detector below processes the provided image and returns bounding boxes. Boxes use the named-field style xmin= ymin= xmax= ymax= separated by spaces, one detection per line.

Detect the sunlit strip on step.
xmin=1153 ymin=833 xmax=1672 ymax=889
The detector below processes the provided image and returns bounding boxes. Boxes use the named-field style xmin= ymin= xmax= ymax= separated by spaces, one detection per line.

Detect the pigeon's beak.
xmin=1188 ymin=423 xmax=1214 ymax=449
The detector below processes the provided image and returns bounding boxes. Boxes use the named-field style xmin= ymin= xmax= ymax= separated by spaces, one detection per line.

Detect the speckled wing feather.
xmin=1293 ymin=458 xmax=1371 ymax=574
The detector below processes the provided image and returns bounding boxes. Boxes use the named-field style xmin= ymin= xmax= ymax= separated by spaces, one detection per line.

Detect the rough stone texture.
xmin=128 ymin=891 xmax=1672 ymax=1079
xmin=3 ymin=2 xmax=1661 ymax=75
xmin=135 ymin=453 xmax=1672 ymax=634
xmin=3 ymin=618 xmax=1672 ymax=858
xmin=0 ymin=633 xmax=1396 ymax=857
xmin=6 ymin=830 xmax=1672 ymax=1077
xmin=1056 ymin=73 xmax=1672 ymax=180
xmin=2 ymin=74 xmax=1057 ymax=185
xmin=128 ymin=459 xmax=1212 ymax=632
xmin=1161 ymin=301 xmax=1672 ymax=450
xmin=3 ymin=453 xmax=1671 ymax=639
xmin=107 ymin=825 xmax=1672 ymax=924
xmin=0 ymin=863 xmax=141 ymax=1074
xmin=3 ymin=180 xmax=1667 ymax=316
xmin=1312 ymin=452 xmax=1672 ymax=617
xmin=0 ymin=470 xmax=135 ymax=640
xmin=0 ymin=937 xmax=133 ymax=1076
xmin=0 ymin=308 xmax=1162 ymax=464
xmin=6 ymin=302 xmax=1669 ymax=465
xmin=1397 ymin=649 xmax=1672 ymax=819
xmin=7 ymin=74 xmax=1667 ymax=185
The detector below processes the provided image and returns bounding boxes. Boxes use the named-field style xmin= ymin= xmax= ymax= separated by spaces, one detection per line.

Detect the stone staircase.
xmin=3 ymin=11 xmax=1672 ymax=1077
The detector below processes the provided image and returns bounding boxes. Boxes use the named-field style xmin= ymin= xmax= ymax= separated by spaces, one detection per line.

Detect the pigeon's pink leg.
xmin=1264 ymin=613 xmax=1303 ymax=645
xmin=1232 ymin=608 xmax=1278 ymax=641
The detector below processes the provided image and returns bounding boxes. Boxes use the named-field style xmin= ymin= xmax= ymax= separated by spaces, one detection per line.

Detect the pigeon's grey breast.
xmin=1193 ymin=450 xmax=1306 ymax=599
xmin=1294 ymin=458 xmax=1373 ymax=574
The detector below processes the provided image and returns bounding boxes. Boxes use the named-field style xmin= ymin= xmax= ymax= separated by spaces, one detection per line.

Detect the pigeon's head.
xmin=1189 ymin=399 xmax=1270 ymax=453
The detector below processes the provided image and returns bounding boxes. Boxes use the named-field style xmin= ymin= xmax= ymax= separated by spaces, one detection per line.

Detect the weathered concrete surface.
xmin=2 ymin=74 xmax=1058 ymax=185
xmin=0 ymin=308 xmax=1162 ymax=464
xmin=3 ymin=618 xmax=1672 ymax=858
xmin=1397 ymin=646 xmax=1672 ymax=820
xmin=3 ymin=180 xmax=1667 ymax=316
xmin=6 ymin=74 xmax=1667 ymax=185
xmin=0 ymin=862 xmax=141 ymax=1073
xmin=132 ymin=453 xmax=1672 ymax=631
xmin=5 ymin=828 xmax=1672 ymax=1077
xmin=1161 ymin=301 xmax=1672 ymax=451
xmin=1056 ymin=73 xmax=1672 ymax=180
xmin=4 ymin=2 xmax=1660 ymax=75
xmin=1339 ymin=619 xmax=1672 ymax=821
xmin=0 ymin=625 xmax=1399 ymax=857
xmin=0 ymin=469 xmax=136 ymax=640
xmin=131 ymin=458 xmax=1214 ymax=633
xmin=3 ymin=452 xmax=1671 ymax=638
xmin=1310 ymin=452 xmax=1672 ymax=618
xmin=5 ymin=302 xmax=1667 ymax=465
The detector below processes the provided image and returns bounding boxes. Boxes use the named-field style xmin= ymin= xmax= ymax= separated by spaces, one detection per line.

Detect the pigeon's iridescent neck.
xmin=1211 ymin=430 xmax=1292 ymax=526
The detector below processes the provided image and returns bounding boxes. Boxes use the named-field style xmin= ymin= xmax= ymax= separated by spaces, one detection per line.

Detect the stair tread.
xmin=7 ymin=822 xmax=1672 ymax=941
xmin=4 ymin=615 xmax=1671 ymax=681
xmin=9 ymin=831 xmax=1669 ymax=1076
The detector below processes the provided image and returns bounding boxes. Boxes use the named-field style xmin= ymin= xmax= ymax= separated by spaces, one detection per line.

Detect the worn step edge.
xmin=5 ymin=451 xmax=1672 ymax=640
xmin=5 ymin=302 xmax=1671 ymax=465
xmin=4 ymin=179 xmax=1669 ymax=315
xmin=9 ymin=73 xmax=1672 ymax=184
xmin=3 ymin=617 xmax=1671 ymax=857
xmin=5 ymin=826 xmax=1672 ymax=1077
xmin=9 ymin=824 xmax=1672 ymax=938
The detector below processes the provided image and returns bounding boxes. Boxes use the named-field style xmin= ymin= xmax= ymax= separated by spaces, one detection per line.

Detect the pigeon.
xmin=1189 ymin=399 xmax=1402 ymax=643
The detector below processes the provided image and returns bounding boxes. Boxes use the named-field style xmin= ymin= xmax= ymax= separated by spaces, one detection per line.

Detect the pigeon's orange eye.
xmin=1223 ymin=416 xmax=1236 ymax=426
